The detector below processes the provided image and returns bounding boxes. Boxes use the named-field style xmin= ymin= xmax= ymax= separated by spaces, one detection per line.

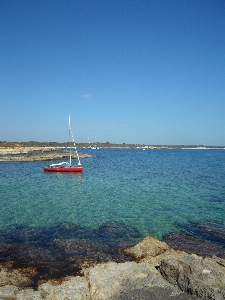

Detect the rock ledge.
xmin=0 ymin=236 xmax=225 ymax=299
xmin=0 ymin=147 xmax=91 ymax=162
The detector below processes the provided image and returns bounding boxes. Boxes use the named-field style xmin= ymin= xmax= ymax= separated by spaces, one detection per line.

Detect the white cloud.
xmin=82 ymin=93 xmax=92 ymax=100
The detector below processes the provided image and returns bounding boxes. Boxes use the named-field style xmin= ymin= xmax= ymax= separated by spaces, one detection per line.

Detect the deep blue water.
xmin=0 ymin=149 xmax=225 ymax=241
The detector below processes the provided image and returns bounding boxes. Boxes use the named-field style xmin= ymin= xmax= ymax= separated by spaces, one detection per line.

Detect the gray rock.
xmin=159 ymin=254 xmax=225 ymax=299
xmin=38 ymin=276 xmax=91 ymax=300
xmin=16 ymin=288 xmax=45 ymax=299
xmin=0 ymin=285 xmax=19 ymax=299
xmin=118 ymin=286 xmax=200 ymax=300
xmin=84 ymin=261 xmax=184 ymax=299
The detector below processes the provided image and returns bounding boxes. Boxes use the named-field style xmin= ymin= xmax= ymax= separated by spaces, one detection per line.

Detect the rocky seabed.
xmin=0 ymin=236 xmax=225 ymax=300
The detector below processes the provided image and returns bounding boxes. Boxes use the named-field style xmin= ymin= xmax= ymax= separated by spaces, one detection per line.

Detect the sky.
xmin=0 ymin=0 xmax=225 ymax=145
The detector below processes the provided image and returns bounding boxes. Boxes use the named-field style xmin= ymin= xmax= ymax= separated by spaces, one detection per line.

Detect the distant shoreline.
xmin=0 ymin=146 xmax=91 ymax=162
xmin=1 ymin=141 xmax=225 ymax=150
xmin=0 ymin=144 xmax=224 ymax=162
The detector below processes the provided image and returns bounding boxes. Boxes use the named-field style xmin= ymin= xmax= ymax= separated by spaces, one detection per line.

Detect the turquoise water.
xmin=0 ymin=149 xmax=225 ymax=240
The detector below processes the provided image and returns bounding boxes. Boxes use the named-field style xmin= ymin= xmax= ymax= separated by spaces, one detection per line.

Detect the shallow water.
xmin=1 ymin=149 xmax=225 ymax=241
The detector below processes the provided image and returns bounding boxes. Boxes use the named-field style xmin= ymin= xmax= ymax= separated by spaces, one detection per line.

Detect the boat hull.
xmin=43 ymin=166 xmax=84 ymax=172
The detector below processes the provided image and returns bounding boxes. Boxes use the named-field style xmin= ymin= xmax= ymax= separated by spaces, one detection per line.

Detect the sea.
xmin=1 ymin=148 xmax=225 ymax=242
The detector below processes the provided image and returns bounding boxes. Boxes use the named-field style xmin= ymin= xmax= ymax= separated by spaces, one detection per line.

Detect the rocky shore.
xmin=0 ymin=221 xmax=225 ymax=300
xmin=0 ymin=237 xmax=225 ymax=299
xmin=0 ymin=147 xmax=91 ymax=162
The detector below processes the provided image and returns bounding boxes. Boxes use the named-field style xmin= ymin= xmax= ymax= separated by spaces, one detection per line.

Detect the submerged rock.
xmin=164 ymin=221 xmax=225 ymax=259
xmin=99 ymin=221 xmax=142 ymax=241
xmin=180 ymin=221 xmax=225 ymax=248
xmin=164 ymin=232 xmax=225 ymax=259
xmin=0 ymin=222 xmax=139 ymax=288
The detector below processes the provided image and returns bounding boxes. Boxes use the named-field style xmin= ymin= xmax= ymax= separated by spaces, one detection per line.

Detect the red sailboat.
xmin=43 ymin=113 xmax=84 ymax=173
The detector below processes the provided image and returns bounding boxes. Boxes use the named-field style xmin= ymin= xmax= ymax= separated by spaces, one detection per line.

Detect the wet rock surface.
xmin=181 ymin=221 xmax=225 ymax=248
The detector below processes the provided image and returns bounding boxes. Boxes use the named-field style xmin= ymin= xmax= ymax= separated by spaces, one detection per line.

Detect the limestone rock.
xmin=159 ymin=254 xmax=225 ymax=300
xmin=38 ymin=276 xmax=91 ymax=300
xmin=16 ymin=288 xmax=45 ymax=299
xmin=84 ymin=261 xmax=186 ymax=299
xmin=0 ymin=285 xmax=19 ymax=299
xmin=124 ymin=236 xmax=170 ymax=259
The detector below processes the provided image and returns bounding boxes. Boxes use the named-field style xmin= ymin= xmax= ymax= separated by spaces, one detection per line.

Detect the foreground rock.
xmin=0 ymin=146 xmax=91 ymax=162
xmin=0 ymin=236 xmax=225 ymax=299
xmin=159 ymin=255 xmax=225 ymax=300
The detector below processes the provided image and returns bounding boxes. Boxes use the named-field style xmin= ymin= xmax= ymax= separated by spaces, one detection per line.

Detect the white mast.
xmin=69 ymin=111 xmax=72 ymax=167
xmin=68 ymin=111 xmax=82 ymax=166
